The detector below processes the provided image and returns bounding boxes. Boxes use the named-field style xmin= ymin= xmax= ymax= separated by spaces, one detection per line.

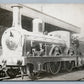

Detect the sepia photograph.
xmin=0 ymin=3 xmax=84 ymax=81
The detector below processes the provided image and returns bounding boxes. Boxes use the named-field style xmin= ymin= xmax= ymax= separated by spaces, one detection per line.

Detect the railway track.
xmin=0 ymin=75 xmax=23 ymax=81
xmin=1 ymin=68 xmax=84 ymax=81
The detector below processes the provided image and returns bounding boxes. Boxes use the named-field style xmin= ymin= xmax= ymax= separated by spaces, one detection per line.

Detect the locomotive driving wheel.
xmin=65 ymin=61 xmax=74 ymax=72
xmin=49 ymin=62 xmax=61 ymax=75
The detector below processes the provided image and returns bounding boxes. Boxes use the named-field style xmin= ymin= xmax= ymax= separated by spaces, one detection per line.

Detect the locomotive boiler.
xmin=0 ymin=5 xmax=84 ymax=79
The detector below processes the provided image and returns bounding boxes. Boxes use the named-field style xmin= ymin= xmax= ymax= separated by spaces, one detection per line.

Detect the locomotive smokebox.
xmin=11 ymin=5 xmax=22 ymax=29
xmin=33 ymin=19 xmax=44 ymax=34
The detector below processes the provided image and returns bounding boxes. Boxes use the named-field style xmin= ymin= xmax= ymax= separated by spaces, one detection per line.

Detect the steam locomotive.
xmin=0 ymin=5 xmax=84 ymax=79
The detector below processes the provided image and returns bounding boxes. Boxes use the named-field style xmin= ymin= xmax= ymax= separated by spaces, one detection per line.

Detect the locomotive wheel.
xmin=65 ymin=61 xmax=74 ymax=72
xmin=49 ymin=62 xmax=61 ymax=75
xmin=26 ymin=64 xmax=40 ymax=80
xmin=7 ymin=69 xmax=17 ymax=78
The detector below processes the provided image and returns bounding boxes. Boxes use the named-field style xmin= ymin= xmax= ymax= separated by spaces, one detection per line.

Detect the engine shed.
xmin=0 ymin=4 xmax=80 ymax=46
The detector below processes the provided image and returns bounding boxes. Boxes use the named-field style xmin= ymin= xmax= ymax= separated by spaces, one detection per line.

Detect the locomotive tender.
xmin=0 ymin=5 xmax=84 ymax=79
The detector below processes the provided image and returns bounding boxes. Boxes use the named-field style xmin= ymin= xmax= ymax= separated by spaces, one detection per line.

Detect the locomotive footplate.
xmin=25 ymin=55 xmax=77 ymax=72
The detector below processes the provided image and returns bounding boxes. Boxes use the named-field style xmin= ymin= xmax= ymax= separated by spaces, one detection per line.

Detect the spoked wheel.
xmin=7 ymin=69 xmax=17 ymax=78
xmin=49 ymin=62 xmax=61 ymax=75
xmin=65 ymin=61 xmax=74 ymax=72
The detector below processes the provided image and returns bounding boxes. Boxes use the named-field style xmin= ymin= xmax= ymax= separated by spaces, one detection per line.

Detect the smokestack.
xmin=11 ymin=6 xmax=22 ymax=28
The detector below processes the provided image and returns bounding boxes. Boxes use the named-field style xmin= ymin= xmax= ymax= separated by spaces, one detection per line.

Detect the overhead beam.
xmin=0 ymin=4 xmax=80 ymax=33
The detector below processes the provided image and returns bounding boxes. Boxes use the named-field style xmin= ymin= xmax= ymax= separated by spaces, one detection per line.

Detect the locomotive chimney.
xmin=11 ymin=5 xmax=22 ymax=28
